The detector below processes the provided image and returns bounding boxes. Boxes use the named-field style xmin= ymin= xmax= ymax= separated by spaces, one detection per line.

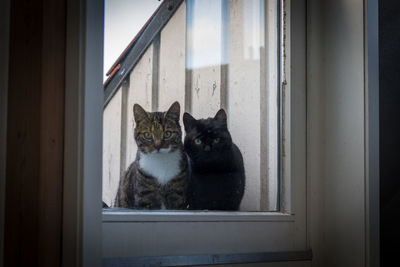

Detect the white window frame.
xmin=63 ymin=0 xmax=104 ymax=266
xmin=63 ymin=0 xmax=308 ymax=265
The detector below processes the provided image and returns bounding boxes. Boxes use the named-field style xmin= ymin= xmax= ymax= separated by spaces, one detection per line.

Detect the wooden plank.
xmin=185 ymin=0 xmax=267 ymax=211
xmin=119 ymin=80 xmax=129 ymax=188
xmin=152 ymin=35 xmax=160 ymax=110
xmin=5 ymin=0 xmax=66 ymax=265
xmin=124 ymin=45 xmax=155 ymax=172
xmin=103 ymin=89 xmax=122 ymax=207
xmin=158 ymin=2 xmax=186 ymax=115
xmin=38 ymin=0 xmax=65 ymax=265
xmin=0 ymin=0 xmax=10 ymax=264
xmin=190 ymin=66 xmax=221 ymax=118
xmin=228 ymin=0 xmax=262 ymax=211
xmin=105 ymin=45 xmax=155 ymax=208
xmin=187 ymin=0 xmax=223 ymax=118
xmin=107 ymin=44 xmax=155 ymax=208
xmin=5 ymin=1 xmax=42 ymax=264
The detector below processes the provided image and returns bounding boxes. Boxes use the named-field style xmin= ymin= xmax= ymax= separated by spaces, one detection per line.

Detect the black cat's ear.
xmin=214 ymin=109 xmax=227 ymax=122
xmin=165 ymin=101 xmax=180 ymax=121
xmin=133 ymin=103 xmax=148 ymax=123
xmin=183 ymin=112 xmax=196 ymax=131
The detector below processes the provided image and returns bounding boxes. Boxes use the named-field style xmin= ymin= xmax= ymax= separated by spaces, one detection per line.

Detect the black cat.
xmin=183 ymin=109 xmax=245 ymax=211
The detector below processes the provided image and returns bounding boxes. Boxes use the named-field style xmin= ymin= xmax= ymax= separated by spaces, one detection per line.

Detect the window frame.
xmin=102 ymin=0 xmax=308 ymax=257
xmin=63 ymin=0 xmax=104 ymax=265
xmin=63 ymin=0 xmax=309 ymax=265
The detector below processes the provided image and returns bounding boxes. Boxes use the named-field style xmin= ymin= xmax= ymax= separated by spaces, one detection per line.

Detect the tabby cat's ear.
xmin=214 ymin=109 xmax=227 ymax=121
xmin=133 ymin=104 xmax=148 ymax=123
xmin=183 ymin=112 xmax=196 ymax=131
xmin=166 ymin=101 xmax=180 ymax=121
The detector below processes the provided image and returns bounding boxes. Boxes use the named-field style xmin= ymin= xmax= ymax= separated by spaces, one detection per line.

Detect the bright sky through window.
xmin=103 ymin=0 xmax=163 ymax=82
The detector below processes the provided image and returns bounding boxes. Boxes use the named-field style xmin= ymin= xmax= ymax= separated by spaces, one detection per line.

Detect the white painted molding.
xmin=103 ymin=210 xmax=295 ymax=222
xmin=63 ymin=0 xmax=104 ymax=266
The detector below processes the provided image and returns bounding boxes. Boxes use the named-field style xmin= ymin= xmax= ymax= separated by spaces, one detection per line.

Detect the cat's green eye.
xmin=143 ymin=132 xmax=152 ymax=139
xmin=213 ymin=137 xmax=220 ymax=143
xmin=164 ymin=131 xmax=172 ymax=139
xmin=194 ymin=138 xmax=202 ymax=145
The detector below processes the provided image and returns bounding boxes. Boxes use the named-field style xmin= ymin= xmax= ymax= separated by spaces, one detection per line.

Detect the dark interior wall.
xmin=379 ymin=1 xmax=400 ymax=266
xmin=4 ymin=0 xmax=66 ymax=266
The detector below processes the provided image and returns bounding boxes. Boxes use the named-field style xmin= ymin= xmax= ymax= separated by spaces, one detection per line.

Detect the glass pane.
xmin=186 ymin=0 xmax=279 ymax=211
xmin=103 ymin=0 xmax=163 ymax=82
xmin=102 ymin=0 xmax=280 ymax=212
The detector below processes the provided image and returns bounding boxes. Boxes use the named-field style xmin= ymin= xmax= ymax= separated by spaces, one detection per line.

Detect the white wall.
xmin=307 ymin=0 xmax=367 ymax=266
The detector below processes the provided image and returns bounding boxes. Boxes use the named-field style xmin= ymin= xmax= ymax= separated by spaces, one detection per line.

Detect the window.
xmin=103 ymin=0 xmax=280 ymax=212
xmin=64 ymin=0 xmax=309 ymax=264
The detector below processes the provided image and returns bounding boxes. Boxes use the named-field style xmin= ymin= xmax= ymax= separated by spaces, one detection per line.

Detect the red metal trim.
xmin=104 ymin=64 xmax=121 ymax=87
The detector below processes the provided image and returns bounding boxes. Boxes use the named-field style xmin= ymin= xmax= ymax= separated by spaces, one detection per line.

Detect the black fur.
xmin=183 ymin=109 xmax=245 ymax=211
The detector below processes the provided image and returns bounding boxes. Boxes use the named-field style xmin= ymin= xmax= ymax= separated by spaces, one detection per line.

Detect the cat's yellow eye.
xmin=143 ymin=132 xmax=152 ymax=139
xmin=194 ymin=138 xmax=202 ymax=145
xmin=164 ymin=131 xmax=172 ymax=139
xmin=213 ymin=137 xmax=220 ymax=143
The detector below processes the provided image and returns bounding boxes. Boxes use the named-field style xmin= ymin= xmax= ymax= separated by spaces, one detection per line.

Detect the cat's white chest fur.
xmin=139 ymin=148 xmax=182 ymax=185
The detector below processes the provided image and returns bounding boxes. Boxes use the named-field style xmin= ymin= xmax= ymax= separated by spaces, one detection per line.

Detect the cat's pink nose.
xmin=154 ymin=140 xmax=162 ymax=150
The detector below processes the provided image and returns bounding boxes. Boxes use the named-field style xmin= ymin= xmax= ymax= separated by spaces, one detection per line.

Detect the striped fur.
xmin=114 ymin=102 xmax=188 ymax=209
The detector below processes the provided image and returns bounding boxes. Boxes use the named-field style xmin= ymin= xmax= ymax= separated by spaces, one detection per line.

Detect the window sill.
xmin=103 ymin=250 xmax=312 ymax=267
xmin=102 ymin=209 xmax=295 ymax=222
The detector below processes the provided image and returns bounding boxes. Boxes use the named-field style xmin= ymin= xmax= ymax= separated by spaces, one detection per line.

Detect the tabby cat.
xmin=114 ymin=102 xmax=188 ymax=209
xmin=183 ymin=109 xmax=245 ymax=211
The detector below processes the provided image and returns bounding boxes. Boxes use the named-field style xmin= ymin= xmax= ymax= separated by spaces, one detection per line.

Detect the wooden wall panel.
xmin=38 ymin=0 xmax=65 ymax=265
xmin=102 ymin=44 xmax=155 ymax=206
xmin=124 ymin=45 xmax=154 ymax=170
xmin=102 ymin=89 xmax=122 ymax=207
xmin=4 ymin=0 xmax=65 ymax=266
xmin=0 ymin=0 xmax=10 ymax=264
xmin=228 ymin=0 xmax=262 ymax=211
xmin=190 ymin=66 xmax=222 ymax=119
xmin=5 ymin=0 xmax=42 ymax=259
xmin=158 ymin=2 xmax=186 ymax=115
xmin=186 ymin=0 xmax=223 ymax=118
